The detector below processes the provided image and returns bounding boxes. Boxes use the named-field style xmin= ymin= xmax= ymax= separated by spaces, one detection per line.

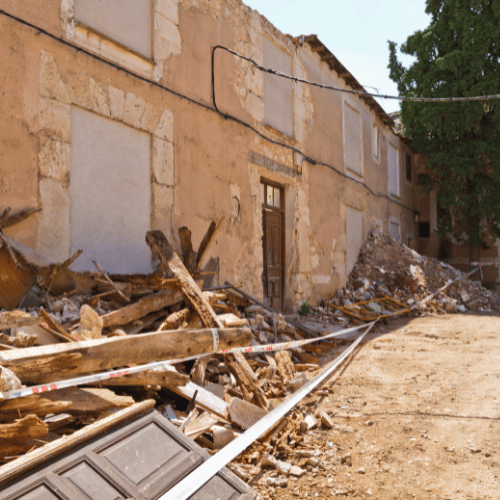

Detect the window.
xmin=70 ymin=108 xmax=152 ymax=273
xmin=389 ymin=217 xmax=401 ymax=243
xmin=263 ymin=38 xmax=293 ymax=137
xmin=419 ymin=222 xmax=431 ymax=238
xmin=372 ymin=125 xmax=380 ymax=160
xmin=344 ymin=102 xmax=362 ymax=175
xmin=261 ymin=181 xmax=283 ymax=209
xmin=405 ymin=153 xmax=412 ymax=183
xmin=74 ymin=0 xmax=153 ymax=58
xmin=388 ymin=143 xmax=399 ymax=196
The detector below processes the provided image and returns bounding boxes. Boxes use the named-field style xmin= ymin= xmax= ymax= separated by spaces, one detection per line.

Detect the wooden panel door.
xmin=2 ymin=410 xmax=257 ymax=500
xmin=262 ymin=175 xmax=284 ymax=314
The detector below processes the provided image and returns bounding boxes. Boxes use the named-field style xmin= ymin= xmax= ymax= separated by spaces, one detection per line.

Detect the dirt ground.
xmin=252 ymin=313 xmax=500 ymax=499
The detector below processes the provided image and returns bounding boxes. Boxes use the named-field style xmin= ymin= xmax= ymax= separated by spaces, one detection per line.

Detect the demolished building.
xmin=1 ymin=0 xmax=422 ymax=312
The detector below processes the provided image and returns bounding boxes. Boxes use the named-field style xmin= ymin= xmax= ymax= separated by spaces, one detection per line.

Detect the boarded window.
xmin=74 ymin=0 xmax=153 ymax=58
xmin=389 ymin=218 xmax=401 ymax=242
xmin=405 ymin=153 xmax=412 ymax=182
xmin=70 ymin=108 xmax=152 ymax=273
xmin=263 ymin=38 xmax=293 ymax=137
xmin=388 ymin=143 xmax=399 ymax=196
xmin=346 ymin=207 xmax=363 ymax=275
xmin=372 ymin=125 xmax=380 ymax=160
xmin=344 ymin=103 xmax=362 ymax=175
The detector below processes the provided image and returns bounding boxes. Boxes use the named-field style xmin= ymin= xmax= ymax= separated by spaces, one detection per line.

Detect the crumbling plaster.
xmin=36 ymin=49 xmax=175 ymax=261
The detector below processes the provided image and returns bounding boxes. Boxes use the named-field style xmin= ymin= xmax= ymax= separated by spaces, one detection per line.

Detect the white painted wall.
xmin=70 ymin=107 xmax=152 ymax=273
xmin=346 ymin=206 xmax=363 ymax=275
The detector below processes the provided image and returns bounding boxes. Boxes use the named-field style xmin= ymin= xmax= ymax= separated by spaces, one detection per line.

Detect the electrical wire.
xmin=1 ymin=8 xmax=417 ymax=215
xmin=211 ymin=46 xmax=419 ymax=215
xmin=212 ymin=46 xmax=500 ymax=103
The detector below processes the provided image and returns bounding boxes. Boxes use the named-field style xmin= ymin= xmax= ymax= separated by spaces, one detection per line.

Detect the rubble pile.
xmin=0 ymin=216 xmax=328 ymax=483
xmin=330 ymin=229 xmax=499 ymax=315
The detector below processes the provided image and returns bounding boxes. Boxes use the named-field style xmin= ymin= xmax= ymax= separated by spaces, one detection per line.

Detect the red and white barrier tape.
xmin=1 ymin=322 xmax=372 ymax=401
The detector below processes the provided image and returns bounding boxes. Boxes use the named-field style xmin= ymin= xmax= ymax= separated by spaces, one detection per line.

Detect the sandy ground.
xmin=253 ymin=313 xmax=500 ymax=499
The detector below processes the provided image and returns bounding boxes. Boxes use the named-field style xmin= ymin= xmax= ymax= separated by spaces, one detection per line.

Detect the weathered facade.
xmin=0 ymin=0 xmax=420 ymax=311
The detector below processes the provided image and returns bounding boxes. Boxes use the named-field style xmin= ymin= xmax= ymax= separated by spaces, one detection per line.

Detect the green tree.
xmin=388 ymin=0 xmax=500 ymax=261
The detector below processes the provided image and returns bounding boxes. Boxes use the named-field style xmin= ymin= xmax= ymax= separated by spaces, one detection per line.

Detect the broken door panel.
xmin=2 ymin=410 xmax=257 ymax=500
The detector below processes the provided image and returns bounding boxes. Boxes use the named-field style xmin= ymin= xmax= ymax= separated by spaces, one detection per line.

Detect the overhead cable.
xmin=1 ymin=8 xmax=417 ymax=216
xmin=213 ymin=46 xmax=500 ymax=103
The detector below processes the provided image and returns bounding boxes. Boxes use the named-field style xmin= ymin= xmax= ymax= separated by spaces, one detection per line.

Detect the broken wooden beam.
xmin=0 ymin=396 xmax=72 ymax=423
xmin=0 ymin=327 xmax=252 ymax=384
xmin=0 ymin=415 xmax=48 ymax=459
xmin=179 ymin=227 xmax=198 ymax=274
xmin=197 ymin=218 xmax=224 ymax=268
xmin=146 ymin=231 xmax=223 ymax=329
xmin=100 ymin=288 xmax=184 ymax=328
xmin=0 ymin=399 xmax=155 ymax=486
xmin=0 ymin=207 xmax=41 ymax=230
xmin=0 ymin=311 xmax=41 ymax=331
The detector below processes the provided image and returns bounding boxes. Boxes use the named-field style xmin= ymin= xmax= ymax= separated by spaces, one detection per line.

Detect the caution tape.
xmin=1 ymin=322 xmax=373 ymax=401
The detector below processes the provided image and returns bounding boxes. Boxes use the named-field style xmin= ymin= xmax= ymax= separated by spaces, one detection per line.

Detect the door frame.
xmin=261 ymin=178 xmax=285 ymax=311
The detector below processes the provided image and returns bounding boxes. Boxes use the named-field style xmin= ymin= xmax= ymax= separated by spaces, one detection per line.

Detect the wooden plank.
xmin=0 ymin=415 xmax=48 ymax=458
xmin=217 ymin=313 xmax=248 ymax=328
xmin=158 ymin=308 xmax=190 ymax=331
xmin=166 ymin=381 xmax=229 ymax=421
xmin=0 ymin=207 xmax=41 ymax=230
xmin=178 ymin=227 xmax=198 ymax=274
xmin=0 ymin=311 xmax=41 ymax=331
xmin=0 ymin=399 xmax=155 ymax=486
xmin=101 ymin=288 xmax=184 ymax=328
xmin=0 ymin=395 xmax=72 ymax=423
xmin=91 ymin=367 xmax=189 ymax=389
xmin=39 ymin=309 xmax=74 ymax=341
xmin=197 ymin=218 xmax=224 ymax=267
xmin=0 ymin=327 xmax=252 ymax=384
xmin=146 ymin=231 xmax=223 ymax=329
xmin=226 ymin=352 xmax=271 ymax=411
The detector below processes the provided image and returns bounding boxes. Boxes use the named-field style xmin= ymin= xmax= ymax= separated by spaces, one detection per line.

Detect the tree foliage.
xmin=388 ymin=0 xmax=500 ymax=250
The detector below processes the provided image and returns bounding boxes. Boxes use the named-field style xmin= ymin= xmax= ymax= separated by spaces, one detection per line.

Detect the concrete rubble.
xmin=0 ymin=222 xmax=498 ymax=495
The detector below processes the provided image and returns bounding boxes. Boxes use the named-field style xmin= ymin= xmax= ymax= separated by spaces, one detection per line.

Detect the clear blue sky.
xmin=243 ymin=0 xmax=431 ymax=114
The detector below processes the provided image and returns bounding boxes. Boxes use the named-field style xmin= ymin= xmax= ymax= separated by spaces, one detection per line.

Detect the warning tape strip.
xmin=1 ymin=322 xmax=372 ymax=401
xmin=2 ymin=266 xmax=479 ymax=402
xmin=161 ymin=321 xmax=377 ymax=500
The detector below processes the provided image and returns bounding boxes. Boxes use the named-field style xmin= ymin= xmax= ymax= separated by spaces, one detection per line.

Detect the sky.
xmin=243 ymin=0 xmax=431 ymax=114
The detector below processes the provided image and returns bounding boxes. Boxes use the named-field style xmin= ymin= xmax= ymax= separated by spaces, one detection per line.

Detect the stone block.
xmin=153 ymin=138 xmax=175 ymax=186
xmin=39 ymin=51 xmax=71 ymax=104
xmin=38 ymin=137 xmax=71 ymax=182
xmin=155 ymin=0 xmax=179 ymax=25
xmin=154 ymin=108 xmax=174 ymax=142
xmin=66 ymin=71 xmax=92 ymax=110
xmin=152 ymin=184 xmax=174 ymax=237
xmin=108 ymin=86 xmax=125 ymax=120
xmin=89 ymin=78 xmax=110 ymax=117
xmin=122 ymin=93 xmax=146 ymax=127
xmin=37 ymin=178 xmax=70 ymax=262
xmin=154 ymin=32 xmax=182 ymax=61
xmin=140 ymin=102 xmax=163 ymax=132
xmin=38 ymin=97 xmax=71 ymax=142
xmin=154 ymin=14 xmax=182 ymax=49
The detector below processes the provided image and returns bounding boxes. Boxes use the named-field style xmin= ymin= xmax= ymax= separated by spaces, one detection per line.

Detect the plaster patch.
xmin=153 ymin=138 xmax=175 ymax=186
xmin=154 ymin=33 xmax=182 ymax=61
xmin=230 ymin=184 xmax=241 ymax=220
xmin=37 ymin=179 xmax=70 ymax=262
xmin=39 ymin=138 xmax=71 ymax=182
xmin=312 ymin=275 xmax=331 ymax=285
xmin=39 ymin=51 xmax=71 ymax=104
xmin=38 ymin=97 xmax=71 ymax=142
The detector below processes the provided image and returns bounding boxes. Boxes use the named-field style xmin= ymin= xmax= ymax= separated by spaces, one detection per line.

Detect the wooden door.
xmin=2 ymin=410 xmax=257 ymax=500
xmin=262 ymin=181 xmax=284 ymax=312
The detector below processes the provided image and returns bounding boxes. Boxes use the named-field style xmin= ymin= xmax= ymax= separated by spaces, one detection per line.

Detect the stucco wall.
xmin=0 ymin=0 xmax=421 ymax=310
